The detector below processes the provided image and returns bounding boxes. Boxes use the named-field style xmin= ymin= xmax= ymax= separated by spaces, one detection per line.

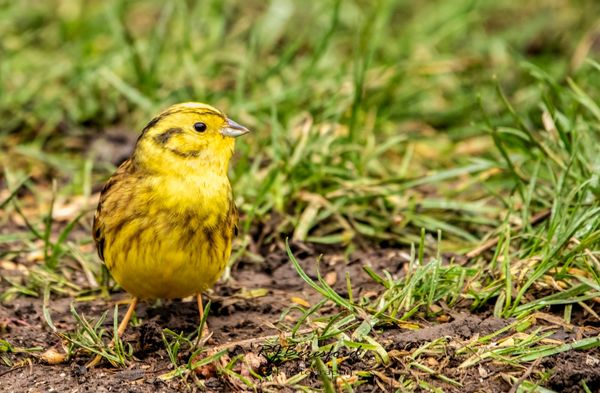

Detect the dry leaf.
xmin=436 ymin=314 xmax=450 ymax=323
xmin=426 ymin=357 xmax=439 ymax=367
xmin=336 ymin=374 xmax=358 ymax=386
xmin=193 ymin=352 xmax=230 ymax=378
xmin=290 ymin=296 xmax=310 ymax=308
xmin=237 ymin=288 xmax=269 ymax=299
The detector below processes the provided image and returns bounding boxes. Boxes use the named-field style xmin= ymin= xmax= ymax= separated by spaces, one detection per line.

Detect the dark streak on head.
xmin=140 ymin=108 xmax=223 ymax=137
xmin=140 ymin=114 xmax=164 ymax=136
xmin=154 ymin=127 xmax=183 ymax=145
xmin=165 ymin=147 xmax=202 ymax=158
xmin=138 ymin=110 xmax=174 ymax=141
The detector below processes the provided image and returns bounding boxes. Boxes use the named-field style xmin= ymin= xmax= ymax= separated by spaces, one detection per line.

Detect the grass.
xmin=1 ymin=0 xmax=600 ymax=391
xmin=60 ymin=304 xmax=132 ymax=367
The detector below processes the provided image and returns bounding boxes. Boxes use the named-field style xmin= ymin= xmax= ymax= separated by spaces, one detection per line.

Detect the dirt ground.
xmin=2 ymin=245 xmax=600 ymax=392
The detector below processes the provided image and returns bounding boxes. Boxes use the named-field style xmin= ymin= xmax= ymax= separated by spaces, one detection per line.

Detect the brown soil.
xmin=1 ymin=246 xmax=598 ymax=392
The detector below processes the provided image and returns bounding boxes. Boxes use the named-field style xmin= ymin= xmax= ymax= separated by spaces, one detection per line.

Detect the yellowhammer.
xmin=91 ymin=102 xmax=249 ymax=358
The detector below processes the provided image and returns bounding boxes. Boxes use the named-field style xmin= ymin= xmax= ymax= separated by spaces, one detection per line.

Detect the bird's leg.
xmin=86 ymin=297 xmax=138 ymax=368
xmin=117 ymin=297 xmax=138 ymax=337
xmin=197 ymin=293 xmax=205 ymax=322
xmin=196 ymin=293 xmax=211 ymax=340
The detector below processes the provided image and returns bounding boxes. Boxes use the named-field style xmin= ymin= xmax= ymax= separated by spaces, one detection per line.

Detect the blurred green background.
xmin=2 ymin=0 xmax=598 ymax=133
xmin=2 ymin=0 xmax=599 ymax=251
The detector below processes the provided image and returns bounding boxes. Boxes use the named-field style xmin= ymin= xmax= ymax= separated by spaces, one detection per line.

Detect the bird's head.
xmin=134 ymin=102 xmax=249 ymax=174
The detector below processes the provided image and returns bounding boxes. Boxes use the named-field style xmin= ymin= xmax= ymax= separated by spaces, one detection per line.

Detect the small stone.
xmin=40 ymin=348 xmax=67 ymax=365
xmin=478 ymin=365 xmax=489 ymax=378
xmin=325 ymin=271 xmax=337 ymax=286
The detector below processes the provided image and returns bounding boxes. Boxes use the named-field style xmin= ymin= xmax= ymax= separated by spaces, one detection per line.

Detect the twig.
xmin=0 ymin=366 xmax=22 ymax=378
xmin=466 ymin=209 xmax=551 ymax=259
xmin=210 ymin=328 xmax=314 ymax=353
xmin=508 ymin=358 xmax=541 ymax=393
xmin=0 ymin=360 xmax=28 ymax=378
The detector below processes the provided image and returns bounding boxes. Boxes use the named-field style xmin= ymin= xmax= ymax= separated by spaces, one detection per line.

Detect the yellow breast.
xmin=101 ymin=172 xmax=235 ymax=299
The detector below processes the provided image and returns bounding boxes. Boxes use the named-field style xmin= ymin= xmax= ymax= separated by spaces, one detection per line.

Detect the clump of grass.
xmin=471 ymin=61 xmax=600 ymax=319
xmin=60 ymin=304 xmax=132 ymax=367
xmin=159 ymin=329 xmax=228 ymax=381
xmin=279 ymin=62 xmax=600 ymax=385
xmin=284 ymin=231 xmax=600 ymax=391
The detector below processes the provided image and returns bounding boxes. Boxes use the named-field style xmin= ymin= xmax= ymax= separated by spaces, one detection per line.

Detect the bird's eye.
xmin=193 ymin=122 xmax=207 ymax=132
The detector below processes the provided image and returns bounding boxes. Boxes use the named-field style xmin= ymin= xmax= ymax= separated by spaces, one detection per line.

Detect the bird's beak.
xmin=221 ymin=118 xmax=250 ymax=138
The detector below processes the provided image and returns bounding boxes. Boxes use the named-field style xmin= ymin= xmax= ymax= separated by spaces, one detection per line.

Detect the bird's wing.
xmin=93 ymin=159 xmax=134 ymax=262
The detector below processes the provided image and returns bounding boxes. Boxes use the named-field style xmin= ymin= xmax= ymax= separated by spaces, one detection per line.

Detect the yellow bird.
xmin=92 ymin=102 xmax=249 ymax=347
